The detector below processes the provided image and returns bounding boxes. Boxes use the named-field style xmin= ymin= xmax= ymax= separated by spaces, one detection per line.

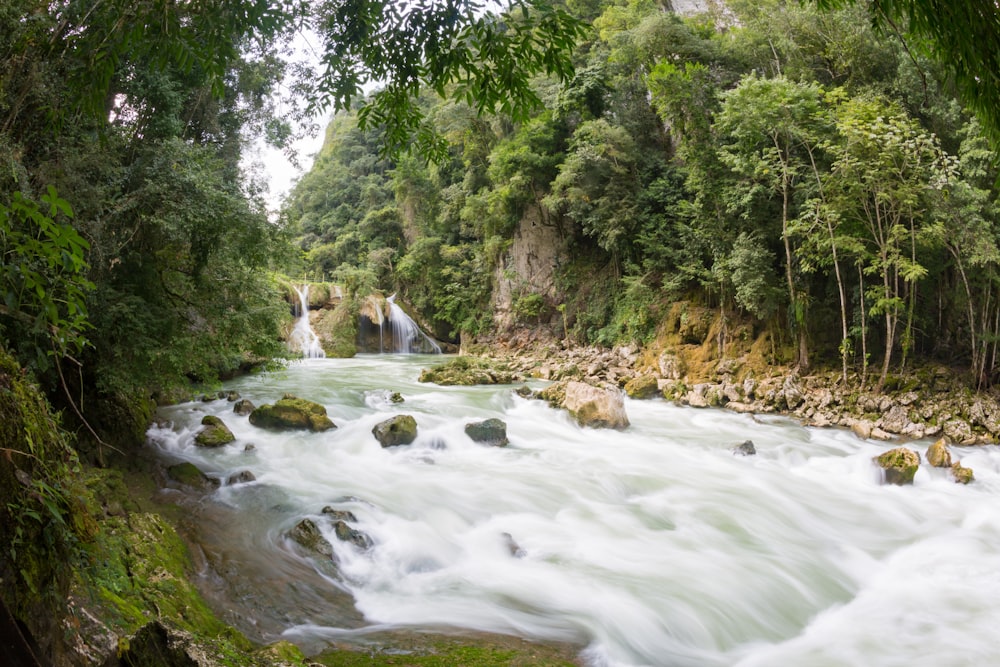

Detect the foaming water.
xmin=148 ymin=356 xmax=1000 ymax=665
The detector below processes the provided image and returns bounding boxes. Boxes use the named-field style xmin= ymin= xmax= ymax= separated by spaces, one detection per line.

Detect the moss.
xmin=194 ymin=414 xmax=236 ymax=447
xmin=312 ymin=636 xmax=578 ymax=666
xmin=950 ymin=462 xmax=974 ymax=484
xmin=372 ymin=415 xmax=418 ymax=447
xmin=249 ymin=395 xmax=336 ymax=431
xmin=314 ymin=299 xmax=358 ymax=358
xmin=624 ymin=375 xmax=659 ymax=399
xmin=873 ymin=447 xmax=920 ymax=485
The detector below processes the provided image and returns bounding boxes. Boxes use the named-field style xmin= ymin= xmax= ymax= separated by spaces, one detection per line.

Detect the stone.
xmin=227 ymin=470 xmax=256 ymax=485
xmin=514 ymin=385 xmax=533 ymax=398
xmin=166 ymin=462 xmax=219 ymax=490
xmin=249 ymin=395 xmax=336 ymax=432
xmin=850 ymin=420 xmax=873 ymax=440
xmin=925 ymin=437 xmax=952 ymax=468
xmin=464 ymin=418 xmax=510 ymax=447
xmin=389 ymin=391 xmax=404 ymax=403
xmin=658 ymin=353 xmax=686 ymax=380
xmin=372 ymin=414 xmax=418 ymax=447
xmin=233 ymin=398 xmax=255 ymax=415
xmin=950 ymin=462 xmax=974 ymax=484
xmin=563 ymin=381 xmax=629 ymax=429
xmin=782 ymin=375 xmax=804 ymax=409
xmin=624 ymin=375 xmax=659 ymax=399
xmin=876 ymin=405 xmax=912 ymax=434
xmin=322 ymin=507 xmax=358 ymax=522
xmin=287 ymin=518 xmax=333 ymax=557
xmin=226 ymin=391 xmax=241 ymax=402
xmin=333 ymin=520 xmax=373 ymax=549
xmin=502 ymin=532 xmax=526 ymax=558
xmin=943 ymin=419 xmax=974 ymax=445
xmin=874 ymin=447 xmax=921 ymax=485
xmin=419 ymin=356 xmax=520 ymax=385
xmin=194 ymin=415 xmax=235 ymax=447
xmin=732 ymin=439 xmax=756 ymax=456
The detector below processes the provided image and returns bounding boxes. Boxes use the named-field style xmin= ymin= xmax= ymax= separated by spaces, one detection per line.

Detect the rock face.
xmin=194 ymin=415 xmax=235 ymax=447
xmin=464 ymin=418 xmax=510 ymax=447
xmin=249 ymin=394 xmax=336 ymax=432
xmin=874 ymin=447 xmax=921 ymax=485
xmin=563 ymin=381 xmax=630 ymax=429
xmin=372 ymin=415 xmax=418 ymax=447
xmin=925 ymin=437 xmax=953 ymax=468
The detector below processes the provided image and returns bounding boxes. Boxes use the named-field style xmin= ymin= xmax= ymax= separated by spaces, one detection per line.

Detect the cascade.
xmin=386 ymin=294 xmax=441 ymax=354
xmin=287 ymin=284 xmax=326 ymax=358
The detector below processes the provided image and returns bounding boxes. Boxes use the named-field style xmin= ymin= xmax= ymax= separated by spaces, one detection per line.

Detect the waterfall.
xmin=387 ymin=294 xmax=441 ymax=354
xmin=288 ymin=284 xmax=326 ymax=358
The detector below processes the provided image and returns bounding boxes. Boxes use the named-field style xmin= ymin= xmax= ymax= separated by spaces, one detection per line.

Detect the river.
xmin=147 ymin=355 xmax=1000 ymax=666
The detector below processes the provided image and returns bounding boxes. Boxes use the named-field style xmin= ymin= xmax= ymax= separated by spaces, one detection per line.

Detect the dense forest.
xmin=285 ymin=0 xmax=1000 ymax=393
xmin=3 ymin=0 xmax=1000 ymax=663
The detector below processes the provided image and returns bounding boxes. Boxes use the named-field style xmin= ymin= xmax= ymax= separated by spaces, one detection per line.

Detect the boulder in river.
xmin=233 ymin=398 xmax=255 ymax=416
xmin=372 ymin=414 xmax=418 ymax=447
xmin=249 ymin=394 xmax=336 ymax=432
xmin=950 ymin=462 xmax=974 ymax=484
xmin=464 ymin=418 xmax=510 ymax=447
xmin=194 ymin=415 xmax=235 ymax=447
xmin=333 ymin=520 xmax=373 ymax=549
xmin=624 ymin=375 xmax=659 ymax=400
xmin=226 ymin=470 xmax=256 ymax=485
xmin=873 ymin=447 xmax=921 ymax=485
xmin=925 ymin=437 xmax=952 ymax=468
xmin=732 ymin=439 xmax=756 ymax=456
xmin=563 ymin=381 xmax=630 ymax=429
xmin=287 ymin=518 xmax=333 ymax=557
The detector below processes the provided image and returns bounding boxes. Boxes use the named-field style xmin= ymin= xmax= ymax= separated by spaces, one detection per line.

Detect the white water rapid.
xmin=148 ymin=356 xmax=1000 ymax=666
xmin=288 ymin=284 xmax=325 ymax=358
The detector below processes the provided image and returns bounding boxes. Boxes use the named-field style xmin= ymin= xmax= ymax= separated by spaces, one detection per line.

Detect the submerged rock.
xmin=287 ymin=518 xmax=333 ymax=557
xmin=502 ymin=532 xmax=526 ymax=558
xmin=194 ymin=415 xmax=235 ymax=447
xmin=249 ymin=394 xmax=336 ymax=432
xmin=372 ymin=414 xmax=418 ymax=447
xmin=874 ymin=447 xmax=921 ymax=485
xmin=464 ymin=418 xmax=510 ymax=447
xmin=925 ymin=437 xmax=953 ymax=468
xmin=322 ymin=507 xmax=358 ymax=522
xmin=226 ymin=470 xmax=256 ymax=485
xmin=166 ymin=462 xmax=219 ymax=491
xmin=732 ymin=439 xmax=756 ymax=456
xmin=333 ymin=520 xmax=373 ymax=549
xmin=563 ymin=381 xmax=629 ymax=429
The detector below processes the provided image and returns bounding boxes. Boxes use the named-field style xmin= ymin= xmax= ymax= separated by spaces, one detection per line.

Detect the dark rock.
xmin=167 ymin=462 xmax=219 ymax=490
xmin=287 ymin=518 xmax=333 ymax=557
xmin=194 ymin=415 xmax=235 ymax=447
xmin=321 ymin=507 xmax=358 ymax=522
xmin=732 ymin=439 xmax=756 ymax=456
xmin=226 ymin=390 xmax=241 ymax=402
xmin=249 ymin=394 xmax=336 ymax=432
xmin=502 ymin=532 xmax=526 ymax=558
xmin=389 ymin=391 xmax=404 ymax=403
xmin=233 ymin=398 xmax=256 ymax=416
xmin=243 ymin=443 xmax=256 ymax=453
xmin=372 ymin=414 xmax=418 ymax=447
xmin=333 ymin=520 xmax=373 ymax=549
xmin=874 ymin=447 xmax=921 ymax=485
xmin=464 ymin=418 xmax=510 ymax=447
xmin=514 ymin=385 xmax=533 ymax=398
xmin=227 ymin=470 xmax=256 ymax=485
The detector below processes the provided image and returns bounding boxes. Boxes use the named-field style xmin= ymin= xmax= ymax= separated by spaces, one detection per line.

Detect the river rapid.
xmin=147 ymin=355 xmax=1000 ymax=666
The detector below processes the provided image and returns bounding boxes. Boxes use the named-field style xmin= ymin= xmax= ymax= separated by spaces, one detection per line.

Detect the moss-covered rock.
xmin=372 ymin=414 xmax=418 ymax=447
xmin=249 ymin=394 xmax=336 ymax=432
xmin=194 ymin=414 xmax=236 ymax=447
xmin=465 ymin=418 xmax=510 ymax=447
xmin=564 ymin=381 xmax=630 ymax=429
xmin=925 ymin=437 xmax=952 ymax=468
xmin=233 ymin=398 xmax=256 ymax=415
xmin=313 ymin=299 xmax=358 ymax=358
xmin=419 ymin=356 xmax=521 ymax=385
xmin=167 ymin=462 xmax=220 ymax=490
xmin=287 ymin=518 xmax=334 ymax=557
xmin=950 ymin=462 xmax=974 ymax=484
xmin=624 ymin=375 xmax=659 ymax=399
xmin=874 ymin=447 xmax=921 ymax=485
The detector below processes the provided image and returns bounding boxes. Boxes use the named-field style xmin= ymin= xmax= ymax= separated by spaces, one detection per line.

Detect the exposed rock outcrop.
xmin=419 ymin=356 xmax=521 ymax=385
xmin=874 ymin=447 xmax=921 ymax=485
xmin=464 ymin=418 xmax=510 ymax=447
xmin=194 ymin=415 xmax=235 ymax=447
xmin=372 ymin=415 xmax=418 ymax=447
xmin=249 ymin=394 xmax=336 ymax=432
xmin=563 ymin=381 xmax=629 ymax=429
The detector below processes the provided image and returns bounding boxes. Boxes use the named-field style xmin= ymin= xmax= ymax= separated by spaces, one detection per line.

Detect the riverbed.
xmin=147 ymin=355 xmax=1000 ymax=666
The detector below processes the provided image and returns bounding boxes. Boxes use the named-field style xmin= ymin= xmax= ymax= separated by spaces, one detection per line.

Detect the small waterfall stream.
xmin=386 ymin=294 xmax=441 ymax=354
xmin=287 ymin=284 xmax=325 ymax=358
xmin=148 ymin=356 xmax=1000 ymax=666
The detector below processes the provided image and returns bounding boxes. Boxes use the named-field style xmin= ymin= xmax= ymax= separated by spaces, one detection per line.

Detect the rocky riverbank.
xmin=461 ymin=332 xmax=1000 ymax=447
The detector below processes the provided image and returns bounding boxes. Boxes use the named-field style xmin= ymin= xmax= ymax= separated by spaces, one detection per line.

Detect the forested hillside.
xmin=285 ymin=0 xmax=1000 ymax=391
